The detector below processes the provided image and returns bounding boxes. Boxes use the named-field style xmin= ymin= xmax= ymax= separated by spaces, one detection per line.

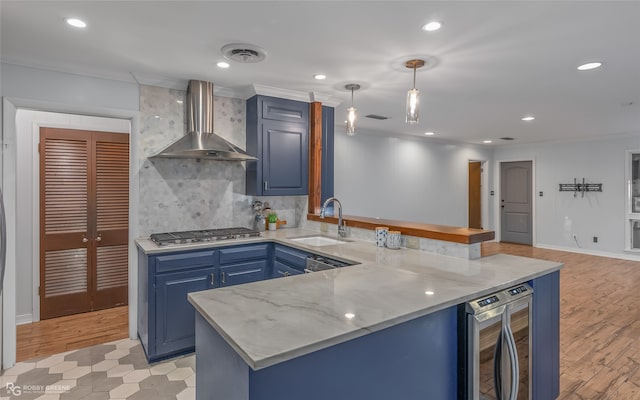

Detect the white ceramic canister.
xmin=375 ymin=227 xmax=389 ymax=247
xmin=386 ymin=231 xmax=401 ymax=250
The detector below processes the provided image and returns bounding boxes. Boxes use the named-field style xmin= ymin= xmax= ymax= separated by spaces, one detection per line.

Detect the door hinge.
xmin=38 ymin=143 xmax=41 ymax=154
xmin=38 ymin=286 xmax=42 ymax=296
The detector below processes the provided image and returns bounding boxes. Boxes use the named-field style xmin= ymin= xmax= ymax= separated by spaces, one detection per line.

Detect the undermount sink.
xmin=289 ymin=235 xmax=351 ymax=247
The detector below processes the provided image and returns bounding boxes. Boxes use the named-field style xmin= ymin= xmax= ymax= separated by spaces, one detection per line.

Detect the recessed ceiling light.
xmin=176 ymin=100 xmax=184 ymax=104
xmin=344 ymin=313 xmax=355 ymax=319
xmin=313 ymin=74 xmax=327 ymax=80
xmin=65 ymin=18 xmax=87 ymax=28
xmin=521 ymin=116 xmax=535 ymax=121
xmin=422 ymin=21 xmax=442 ymax=32
xmin=425 ymin=291 xmax=435 ymax=295
xmin=577 ymin=62 xmax=602 ymax=71
xmin=424 ymin=131 xmax=435 ymax=136
xmin=216 ymin=61 xmax=230 ymax=69
xmin=483 ymin=140 xmax=492 ymax=144
xmin=154 ymin=115 xmax=160 ymax=119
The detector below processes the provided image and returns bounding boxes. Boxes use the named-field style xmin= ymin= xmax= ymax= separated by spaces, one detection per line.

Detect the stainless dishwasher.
xmin=461 ymin=283 xmax=533 ymax=400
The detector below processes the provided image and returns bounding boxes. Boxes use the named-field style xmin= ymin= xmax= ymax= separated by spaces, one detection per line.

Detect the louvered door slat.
xmin=44 ymin=137 xmax=87 ymax=234
xmin=96 ymin=141 xmax=129 ymax=231
xmin=97 ymin=245 xmax=128 ymax=290
xmin=44 ymin=248 xmax=88 ymax=297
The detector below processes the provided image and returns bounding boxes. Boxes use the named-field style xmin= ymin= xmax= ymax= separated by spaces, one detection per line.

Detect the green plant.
xmin=268 ymin=212 xmax=278 ymax=223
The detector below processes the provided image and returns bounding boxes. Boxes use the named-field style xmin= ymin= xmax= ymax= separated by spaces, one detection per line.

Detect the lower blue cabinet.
xmin=154 ymin=267 xmax=217 ymax=358
xmin=273 ymin=260 xmax=304 ymax=278
xmin=220 ymin=260 xmax=268 ymax=286
xmin=272 ymin=244 xmax=309 ymax=277
xmin=138 ymin=244 xmax=271 ymax=362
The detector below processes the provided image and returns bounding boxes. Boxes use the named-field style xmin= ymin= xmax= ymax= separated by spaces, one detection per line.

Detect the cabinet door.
xmin=220 ymin=260 xmax=268 ymax=287
xmin=274 ymin=244 xmax=310 ymax=270
xmin=262 ymin=96 xmax=309 ymax=123
xmin=273 ymin=260 xmax=305 ymax=278
xmin=155 ymin=267 xmax=217 ymax=357
xmin=262 ymin=120 xmax=308 ymax=195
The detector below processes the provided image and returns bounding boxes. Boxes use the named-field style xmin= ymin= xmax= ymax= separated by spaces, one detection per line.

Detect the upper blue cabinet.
xmin=246 ymin=95 xmax=310 ymax=196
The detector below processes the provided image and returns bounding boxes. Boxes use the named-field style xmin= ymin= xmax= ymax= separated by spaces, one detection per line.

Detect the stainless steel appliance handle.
xmin=505 ymin=323 xmax=520 ymax=400
xmin=0 ymin=189 xmax=6 ymax=296
xmin=493 ymin=329 xmax=503 ymax=400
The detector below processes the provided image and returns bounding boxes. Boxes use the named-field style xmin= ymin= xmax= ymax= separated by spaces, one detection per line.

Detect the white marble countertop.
xmin=138 ymin=228 xmax=564 ymax=370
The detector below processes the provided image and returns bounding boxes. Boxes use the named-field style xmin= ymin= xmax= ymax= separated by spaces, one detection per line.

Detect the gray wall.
xmin=494 ymin=134 xmax=640 ymax=256
xmin=334 ymin=131 xmax=495 ymax=228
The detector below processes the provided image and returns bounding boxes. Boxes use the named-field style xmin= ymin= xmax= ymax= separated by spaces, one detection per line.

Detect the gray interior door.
xmin=500 ymin=161 xmax=532 ymax=245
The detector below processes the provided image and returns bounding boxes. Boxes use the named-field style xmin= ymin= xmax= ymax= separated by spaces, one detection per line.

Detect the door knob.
xmin=96 ymin=234 xmax=102 ymax=242
xmin=82 ymin=236 xmax=89 ymax=243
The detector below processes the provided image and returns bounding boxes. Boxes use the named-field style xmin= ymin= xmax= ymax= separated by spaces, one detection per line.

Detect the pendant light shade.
xmin=405 ymin=59 xmax=425 ymax=124
xmin=345 ymin=84 xmax=361 ymax=136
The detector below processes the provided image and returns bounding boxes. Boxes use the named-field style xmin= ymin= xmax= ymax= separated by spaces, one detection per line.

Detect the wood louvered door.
xmin=40 ymin=128 xmax=129 ymax=320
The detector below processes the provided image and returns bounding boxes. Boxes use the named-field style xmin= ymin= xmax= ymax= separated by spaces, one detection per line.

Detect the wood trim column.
xmin=308 ymin=102 xmax=323 ymax=214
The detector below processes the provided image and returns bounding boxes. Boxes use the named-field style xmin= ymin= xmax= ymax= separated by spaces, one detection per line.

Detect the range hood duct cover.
xmin=152 ymin=80 xmax=257 ymax=161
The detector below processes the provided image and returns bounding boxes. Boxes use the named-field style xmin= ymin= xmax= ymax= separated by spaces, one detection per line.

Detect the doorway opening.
xmin=468 ymin=161 xmax=483 ymax=229
xmin=10 ymin=110 xmax=132 ymax=364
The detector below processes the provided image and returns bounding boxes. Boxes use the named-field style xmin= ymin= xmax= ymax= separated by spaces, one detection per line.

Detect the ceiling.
xmin=2 ymin=1 xmax=639 ymax=146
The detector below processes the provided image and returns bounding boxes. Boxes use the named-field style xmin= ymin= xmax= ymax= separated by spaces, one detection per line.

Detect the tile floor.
xmin=1 ymin=339 xmax=194 ymax=400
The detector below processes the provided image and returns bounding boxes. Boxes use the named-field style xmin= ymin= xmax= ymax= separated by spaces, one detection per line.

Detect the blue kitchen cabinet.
xmin=272 ymin=244 xmax=310 ymax=277
xmin=531 ymin=271 xmax=560 ymax=400
xmin=246 ymin=95 xmax=309 ymax=196
xmin=138 ymin=249 xmax=217 ymax=362
xmin=273 ymin=260 xmax=304 ymax=278
xmin=138 ymin=243 xmax=272 ymax=362
xmin=219 ymin=244 xmax=270 ymax=286
xmin=155 ymin=266 xmax=217 ymax=358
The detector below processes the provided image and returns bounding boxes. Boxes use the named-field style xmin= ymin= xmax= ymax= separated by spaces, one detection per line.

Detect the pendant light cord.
xmin=351 ymin=87 xmax=355 ymax=106
xmin=412 ymin=65 xmax=417 ymax=89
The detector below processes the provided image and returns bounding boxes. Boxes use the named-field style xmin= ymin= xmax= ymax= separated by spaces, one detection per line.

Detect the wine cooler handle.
xmin=505 ymin=324 xmax=520 ymax=400
xmin=493 ymin=329 xmax=503 ymax=400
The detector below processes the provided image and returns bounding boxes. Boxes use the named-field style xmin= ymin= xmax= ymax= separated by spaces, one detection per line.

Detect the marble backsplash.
xmin=137 ymin=85 xmax=307 ymax=237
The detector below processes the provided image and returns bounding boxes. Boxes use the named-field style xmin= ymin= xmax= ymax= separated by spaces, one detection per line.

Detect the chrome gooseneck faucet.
xmin=320 ymin=197 xmax=346 ymax=238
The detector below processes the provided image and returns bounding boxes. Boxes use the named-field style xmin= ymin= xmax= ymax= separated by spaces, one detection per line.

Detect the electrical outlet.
xmin=593 ymin=236 xmax=598 ymax=243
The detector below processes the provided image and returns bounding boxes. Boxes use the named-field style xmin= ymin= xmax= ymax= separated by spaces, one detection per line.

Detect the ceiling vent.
xmin=221 ymin=43 xmax=267 ymax=63
xmin=365 ymin=114 xmax=390 ymax=120
xmin=500 ymin=137 xmax=515 ymax=141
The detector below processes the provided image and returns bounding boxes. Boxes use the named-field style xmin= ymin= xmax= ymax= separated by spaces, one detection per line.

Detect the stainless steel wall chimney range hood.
xmin=152 ymin=80 xmax=257 ymax=161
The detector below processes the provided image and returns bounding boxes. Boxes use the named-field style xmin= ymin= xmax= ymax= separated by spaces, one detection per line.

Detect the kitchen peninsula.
xmin=184 ymin=228 xmax=561 ymax=400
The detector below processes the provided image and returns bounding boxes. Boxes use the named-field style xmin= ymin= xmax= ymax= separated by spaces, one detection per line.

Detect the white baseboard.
xmin=536 ymin=243 xmax=640 ymax=262
xmin=16 ymin=314 xmax=33 ymax=325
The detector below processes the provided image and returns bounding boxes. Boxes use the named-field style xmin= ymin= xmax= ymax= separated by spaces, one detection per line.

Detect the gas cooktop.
xmin=150 ymin=227 xmax=261 ymax=246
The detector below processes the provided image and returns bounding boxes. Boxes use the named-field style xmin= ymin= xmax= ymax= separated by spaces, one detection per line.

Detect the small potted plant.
xmin=268 ymin=212 xmax=278 ymax=231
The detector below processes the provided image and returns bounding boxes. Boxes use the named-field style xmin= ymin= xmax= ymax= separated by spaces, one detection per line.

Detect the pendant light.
xmin=405 ymin=59 xmax=425 ymax=124
xmin=345 ymin=83 xmax=361 ymax=136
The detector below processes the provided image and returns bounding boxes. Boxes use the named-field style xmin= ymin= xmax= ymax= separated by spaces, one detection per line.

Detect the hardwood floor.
xmin=16 ymin=306 xmax=128 ymax=362
xmin=482 ymin=242 xmax=640 ymax=399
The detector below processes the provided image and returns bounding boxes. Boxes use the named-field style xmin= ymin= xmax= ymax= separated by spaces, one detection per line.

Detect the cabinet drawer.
xmin=220 ymin=260 xmax=268 ymax=286
xmin=261 ymin=96 xmax=309 ymax=123
xmin=274 ymin=245 xmax=309 ymax=269
xmin=155 ymin=250 xmax=216 ymax=273
xmin=219 ymin=244 xmax=269 ymax=265
xmin=273 ymin=260 xmax=305 ymax=278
